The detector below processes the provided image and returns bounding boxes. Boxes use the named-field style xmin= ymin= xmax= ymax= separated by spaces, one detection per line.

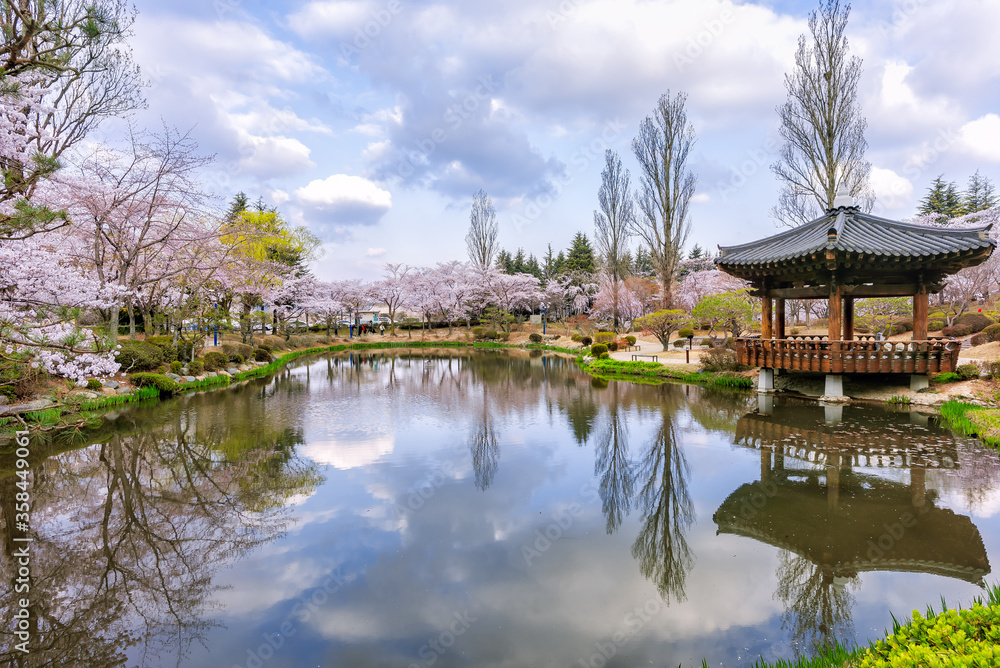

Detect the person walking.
xmin=379 ymin=324 xmax=385 ymax=336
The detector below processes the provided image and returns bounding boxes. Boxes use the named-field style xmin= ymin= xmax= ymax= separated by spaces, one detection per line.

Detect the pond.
xmin=3 ymin=349 xmax=1000 ymax=667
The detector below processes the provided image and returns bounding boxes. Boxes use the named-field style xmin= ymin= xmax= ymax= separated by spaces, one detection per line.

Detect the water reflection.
xmin=715 ymin=403 xmax=992 ymax=653
xmin=0 ymin=385 xmax=320 ymax=667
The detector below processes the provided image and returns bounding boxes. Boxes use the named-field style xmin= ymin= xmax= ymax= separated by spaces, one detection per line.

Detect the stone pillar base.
xmin=910 ymin=374 xmax=930 ymax=392
xmin=758 ymin=368 xmax=774 ymax=392
xmin=824 ymin=374 xmax=844 ymax=397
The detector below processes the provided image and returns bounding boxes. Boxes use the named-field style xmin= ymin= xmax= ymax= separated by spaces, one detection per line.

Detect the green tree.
xmin=564 ymin=232 xmax=596 ymax=274
xmin=964 ymin=171 xmax=998 ymax=214
xmin=634 ymin=309 xmax=690 ymax=351
xmin=688 ymin=244 xmax=704 ymax=260
xmin=692 ymin=290 xmax=756 ymax=339
xmin=855 ymin=297 xmax=911 ymax=336
xmin=919 ymin=175 xmax=963 ymax=218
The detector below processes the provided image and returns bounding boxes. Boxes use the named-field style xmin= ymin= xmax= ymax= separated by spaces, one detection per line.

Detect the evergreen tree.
xmin=228 ymin=192 xmax=250 ymax=222
xmin=554 ymin=251 xmax=567 ymax=275
xmin=564 ymin=232 xmax=596 ymax=273
xmin=688 ymin=244 xmax=704 ymax=260
xmin=632 ymin=247 xmax=654 ymax=277
xmin=496 ymin=249 xmax=514 ymax=274
xmin=964 ymin=171 xmax=998 ymax=213
xmin=918 ymin=176 xmax=961 ymax=218
xmin=543 ymin=244 xmax=557 ymax=279
xmin=525 ymin=254 xmax=543 ymax=280
xmin=512 ymin=248 xmax=527 ymax=274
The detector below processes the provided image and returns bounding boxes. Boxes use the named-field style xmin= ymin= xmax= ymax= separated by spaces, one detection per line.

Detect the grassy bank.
xmin=583 ymin=357 xmax=754 ymax=390
xmin=939 ymin=400 xmax=1000 ymax=448
xmin=747 ymin=584 xmax=1000 ymax=668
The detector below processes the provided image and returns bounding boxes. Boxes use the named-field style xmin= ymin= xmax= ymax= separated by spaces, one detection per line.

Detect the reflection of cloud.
xmin=301 ymin=434 xmax=395 ymax=469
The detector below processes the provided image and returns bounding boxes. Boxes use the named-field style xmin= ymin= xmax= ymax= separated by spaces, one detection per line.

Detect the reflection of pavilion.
xmin=714 ymin=405 xmax=990 ymax=651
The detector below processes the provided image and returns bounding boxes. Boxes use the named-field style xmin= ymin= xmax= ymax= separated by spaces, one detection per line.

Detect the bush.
xmin=896 ymin=318 xmax=914 ymax=332
xmin=957 ymin=364 xmax=981 ymax=380
xmin=202 ymin=351 xmax=228 ymax=372
xmin=955 ymin=312 xmax=994 ymax=333
xmin=529 ymin=332 xmax=543 ymax=344
xmin=789 ymin=327 xmax=800 ymax=336
xmin=673 ymin=339 xmax=686 ymax=348
xmin=929 ymin=320 xmax=946 ymax=332
xmin=234 ymin=343 xmax=253 ymax=359
xmin=188 ymin=360 xmax=204 ymax=375
xmin=253 ymin=347 xmax=273 ymax=362
xmin=990 ymin=361 xmax=1000 ymax=380
xmin=982 ymin=323 xmax=1000 ymax=342
xmin=932 ymin=372 xmax=961 ymax=384
xmin=677 ymin=329 xmax=694 ymax=340
xmin=571 ymin=333 xmax=582 ymax=342
xmin=598 ymin=352 xmax=610 ymax=359
xmin=970 ymin=333 xmax=987 ymax=347
xmin=595 ymin=331 xmax=615 ymax=343
xmin=115 ymin=341 xmax=164 ymax=372
xmin=128 ymin=372 xmax=179 ymax=394
xmin=262 ymin=335 xmax=284 ymax=350
xmin=580 ymin=336 xmax=593 ymax=347
xmin=625 ymin=335 xmax=637 ymax=346
xmin=484 ymin=330 xmax=498 ymax=340
xmin=942 ymin=324 xmax=974 ymax=338
xmin=607 ymin=341 xmax=619 ymax=351
xmin=700 ymin=347 xmax=747 ymax=372
xmin=86 ymin=378 xmax=103 ymax=391
xmin=170 ymin=361 xmax=183 ymax=374
xmin=590 ymin=343 xmax=608 ymax=356
xmin=499 ymin=331 xmax=510 ymax=341
xmin=231 ymin=354 xmax=245 ymax=364
xmin=472 ymin=326 xmax=485 ymax=340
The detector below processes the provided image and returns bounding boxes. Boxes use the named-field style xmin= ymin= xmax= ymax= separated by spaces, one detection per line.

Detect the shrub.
xmin=571 ymin=333 xmax=582 ymax=342
xmin=673 ymin=339 xmax=686 ymax=348
xmin=529 ymin=332 xmax=543 ymax=344
xmin=115 ymin=341 xmax=164 ymax=372
xmin=484 ymin=330 xmax=498 ymax=340
xmin=929 ymin=320 xmax=946 ymax=332
xmin=170 ymin=361 xmax=183 ymax=374
xmin=202 ymin=351 xmax=228 ymax=372
xmin=700 ymin=347 xmax=747 ymax=372
xmin=970 ymin=333 xmax=987 ymax=347
xmin=595 ymin=331 xmax=615 ymax=343
xmin=86 ymin=378 xmax=103 ymax=391
xmin=607 ymin=341 xmax=619 ymax=351
xmin=942 ymin=324 xmax=974 ymax=337
xmin=932 ymin=372 xmax=961 ymax=384
xmin=896 ymin=318 xmax=914 ymax=332
xmin=955 ymin=312 xmax=993 ymax=333
xmin=580 ymin=336 xmax=593 ymax=347
xmin=262 ymin=335 xmax=284 ymax=350
xmin=983 ymin=323 xmax=1000 ymax=342
xmin=234 ymin=343 xmax=253 ymax=359
xmin=957 ymin=364 xmax=981 ymax=380
xmin=677 ymin=329 xmax=694 ymax=340
xmin=188 ymin=360 xmax=204 ymax=375
xmin=253 ymin=347 xmax=272 ymax=362
xmin=990 ymin=361 xmax=1000 ymax=380
xmin=625 ymin=335 xmax=637 ymax=346
xmin=598 ymin=352 xmax=610 ymax=359
xmin=498 ymin=331 xmax=510 ymax=341
xmin=590 ymin=343 xmax=608 ymax=356
xmin=231 ymin=354 xmax=245 ymax=364
xmin=472 ymin=326 xmax=485 ymax=340
xmin=128 ymin=372 xmax=179 ymax=394
xmin=789 ymin=327 xmax=800 ymax=336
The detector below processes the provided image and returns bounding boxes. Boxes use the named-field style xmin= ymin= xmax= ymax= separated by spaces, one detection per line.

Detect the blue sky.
xmin=125 ymin=0 xmax=1000 ymax=280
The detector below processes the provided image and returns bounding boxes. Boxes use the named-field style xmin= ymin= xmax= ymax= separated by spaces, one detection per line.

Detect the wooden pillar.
xmin=761 ymin=449 xmax=771 ymax=481
xmin=828 ymin=283 xmax=843 ymax=341
xmin=775 ymin=299 xmax=786 ymax=339
xmin=911 ymin=465 xmax=926 ymax=510
xmin=843 ymin=296 xmax=854 ymax=341
xmin=913 ymin=287 xmax=928 ymax=340
xmin=762 ymin=295 xmax=773 ymax=339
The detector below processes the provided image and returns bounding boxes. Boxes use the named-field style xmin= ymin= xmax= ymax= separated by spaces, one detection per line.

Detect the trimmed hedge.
xmin=590 ymin=343 xmax=608 ymax=356
xmin=625 ymin=335 xmax=637 ymax=346
xmin=202 ymin=351 xmax=228 ymax=371
xmin=128 ymin=372 xmax=179 ymax=394
xmin=115 ymin=341 xmax=164 ymax=372
xmin=983 ymin=323 xmax=1000 ymax=342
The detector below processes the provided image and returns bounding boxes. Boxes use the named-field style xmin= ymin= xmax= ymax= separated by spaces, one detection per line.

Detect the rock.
xmin=71 ymin=390 xmax=101 ymax=400
xmin=226 ymin=367 xmax=240 ymax=375
xmin=0 ymin=395 xmax=7 ymax=406
xmin=218 ymin=370 xmax=231 ymax=378
xmin=103 ymin=380 xmax=120 ymax=390
xmin=15 ymin=398 xmax=56 ymax=412
xmin=238 ymin=364 xmax=250 ymax=372
xmin=165 ymin=372 xmax=183 ymax=382
xmin=195 ymin=375 xmax=207 ymax=381
xmin=116 ymin=388 xmax=131 ymax=395
xmin=207 ymin=372 xmax=217 ymax=378
xmin=184 ymin=376 xmax=196 ymax=383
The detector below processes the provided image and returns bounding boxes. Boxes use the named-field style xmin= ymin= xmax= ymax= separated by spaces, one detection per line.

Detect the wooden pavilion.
xmin=717 ymin=190 xmax=995 ymax=394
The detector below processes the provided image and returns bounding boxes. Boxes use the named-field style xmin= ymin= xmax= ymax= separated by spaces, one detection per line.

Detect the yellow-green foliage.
xmin=857 ymin=604 xmax=1000 ymax=667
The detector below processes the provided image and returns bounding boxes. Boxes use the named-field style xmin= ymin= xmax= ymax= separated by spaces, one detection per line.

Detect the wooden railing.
xmin=736 ymin=338 xmax=962 ymax=374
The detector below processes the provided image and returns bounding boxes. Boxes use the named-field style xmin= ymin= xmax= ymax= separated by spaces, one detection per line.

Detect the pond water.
xmin=3 ymin=349 xmax=1000 ymax=667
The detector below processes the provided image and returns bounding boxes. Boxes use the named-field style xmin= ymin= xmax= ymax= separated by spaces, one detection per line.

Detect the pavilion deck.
xmin=735 ymin=337 xmax=962 ymax=374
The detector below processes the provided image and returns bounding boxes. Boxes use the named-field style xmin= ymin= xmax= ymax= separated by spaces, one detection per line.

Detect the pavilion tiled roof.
xmin=717 ymin=207 xmax=994 ymax=267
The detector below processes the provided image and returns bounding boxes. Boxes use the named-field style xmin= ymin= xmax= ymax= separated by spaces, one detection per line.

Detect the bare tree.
xmin=770 ymin=0 xmax=873 ymax=227
xmin=595 ymin=149 xmax=634 ymax=329
xmin=631 ymin=91 xmax=697 ymax=307
xmin=465 ymin=189 xmax=499 ymax=271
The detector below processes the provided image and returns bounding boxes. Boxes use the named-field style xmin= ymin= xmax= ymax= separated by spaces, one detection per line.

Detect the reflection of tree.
xmin=775 ymin=552 xmax=857 ymax=655
xmin=595 ymin=386 xmax=633 ymax=534
xmin=631 ymin=408 xmax=694 ymax=603
xmin=469 ymin=393 xmax=500 ymax=491
xmin=0 ymin=407 xmax=319 ymax=666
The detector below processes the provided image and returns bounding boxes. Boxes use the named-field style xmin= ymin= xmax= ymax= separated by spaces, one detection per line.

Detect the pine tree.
xmin=543 ymin=244 xmax=557 ymax=279
xmin=512 ymin=248 xmax=527 ymax=274
xmin=964 ymin=171 xmax=998 ymax=213
xmin=564 ymin=232 xmax=596 ymax=274
xmin=525 ymin=254 xmax=543 ymax=279
xmin=918 ymin=176 xmax=956 ymax=217
xmin=688 ymin=244 xmax=704 ymax=260
xmin=496 ymin=249 xmax=513 ymax=273
xmin=554 ymin=251 xmax=567 ymax=275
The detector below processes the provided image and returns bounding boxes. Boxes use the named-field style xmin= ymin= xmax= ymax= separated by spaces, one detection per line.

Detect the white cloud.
xmin=295 ymin=175 xmax=393 ymax=227
xmin=238 ymin=135 xmax=316 ymax=177
xmin=288 ymin=0 xmax=392 ymax=40
xmin=366 ymin=247 xmax=387 ymax=257
xmin=869 ymin=167 xmax=913 ymax=211
xmin=691 ymin=192 xmax=711 ymax=204
xmin=959 ymin=114 xmax=1000 ymax=163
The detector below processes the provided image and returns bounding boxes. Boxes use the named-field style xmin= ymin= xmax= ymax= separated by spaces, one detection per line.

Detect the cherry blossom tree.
xmin=591 ymin=276 xmax=644 ymax=333
xmin=373 ymin=263 xmax=411 ymax=335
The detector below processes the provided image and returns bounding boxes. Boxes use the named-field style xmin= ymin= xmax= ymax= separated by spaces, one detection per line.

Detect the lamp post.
xmin=213 ymin=303 xmax=218 ymax=347
xmin=541 ymin=301 xmax=547 ymax=335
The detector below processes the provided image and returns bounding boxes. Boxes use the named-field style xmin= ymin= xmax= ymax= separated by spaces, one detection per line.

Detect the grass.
xmin=584 ymin=358 xmax=753 ymax=390
xmin=940 ymin=399 xmax=1000 ymax=448
xmin=751 ymin=585 xmax=1000 ymax=668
